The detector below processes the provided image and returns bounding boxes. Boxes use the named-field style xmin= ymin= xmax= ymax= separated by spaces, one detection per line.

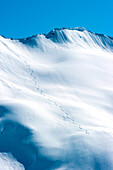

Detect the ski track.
xmin=25 ymin=59 xmax=89 ymax=134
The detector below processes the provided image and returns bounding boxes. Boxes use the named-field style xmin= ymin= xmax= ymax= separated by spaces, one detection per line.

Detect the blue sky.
xmin=0 ymin=0 xmax=113 ymax=38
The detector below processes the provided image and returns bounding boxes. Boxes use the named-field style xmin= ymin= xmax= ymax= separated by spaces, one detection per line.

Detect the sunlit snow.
xmin=0 ymin=27 xmax=113 ymax=170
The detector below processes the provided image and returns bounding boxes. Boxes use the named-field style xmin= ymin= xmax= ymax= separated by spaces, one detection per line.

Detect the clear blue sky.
xmin=0 ymin=0 xmax=113 ymax=38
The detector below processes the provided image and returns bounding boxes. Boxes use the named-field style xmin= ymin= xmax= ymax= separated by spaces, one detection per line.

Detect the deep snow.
xmin=0 ymin=27 xmax=113 ymax=170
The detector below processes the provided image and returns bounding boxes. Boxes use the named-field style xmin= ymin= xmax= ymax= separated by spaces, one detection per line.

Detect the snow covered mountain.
xmin=0 ymin=27 xmax=113 ymax=170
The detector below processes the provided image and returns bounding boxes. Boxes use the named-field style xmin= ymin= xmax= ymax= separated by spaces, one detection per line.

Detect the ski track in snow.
xmin=25 ymin=59 xmax=89 ymax=134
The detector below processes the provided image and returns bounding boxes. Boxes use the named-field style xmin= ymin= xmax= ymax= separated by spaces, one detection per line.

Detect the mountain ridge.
xmin=1 ymin=27 xmax=113 ymax=41
xmin=1 ymin=27 xmax=113 ymax=53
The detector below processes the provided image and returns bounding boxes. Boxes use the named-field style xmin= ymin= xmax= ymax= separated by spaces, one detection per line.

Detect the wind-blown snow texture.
xmin=0 ymin=27 xmax=113 ymax=170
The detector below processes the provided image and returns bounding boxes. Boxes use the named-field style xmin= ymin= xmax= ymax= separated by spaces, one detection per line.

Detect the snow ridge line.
xmin=24 ymin=61 xmax=89 ymax=134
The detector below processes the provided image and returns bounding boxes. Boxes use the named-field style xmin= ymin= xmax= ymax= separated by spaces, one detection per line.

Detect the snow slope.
xmin=0 ymin=27 xmax=113 ymax=170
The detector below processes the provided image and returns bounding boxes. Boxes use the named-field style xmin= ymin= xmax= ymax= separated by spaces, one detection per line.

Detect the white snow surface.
xmin=0 ymin=27 xmax=113 ymax=170
xmin=0 ymin=153 xmax=24 ymax=170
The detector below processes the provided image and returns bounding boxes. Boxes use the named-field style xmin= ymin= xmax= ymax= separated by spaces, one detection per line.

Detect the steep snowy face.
xmin=0 ymin=28 xmax=113 ymax=170
xmin=46 ymin=27 xmax=113 ymax=50
xmin=18 ymin=27 xmax=113 ymax=51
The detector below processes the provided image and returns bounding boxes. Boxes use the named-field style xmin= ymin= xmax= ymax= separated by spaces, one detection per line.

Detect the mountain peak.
xmin=1 ymin=27 xmax=113 ymax=52
xmin=51 ymin=27 xmax=86 ymax=32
